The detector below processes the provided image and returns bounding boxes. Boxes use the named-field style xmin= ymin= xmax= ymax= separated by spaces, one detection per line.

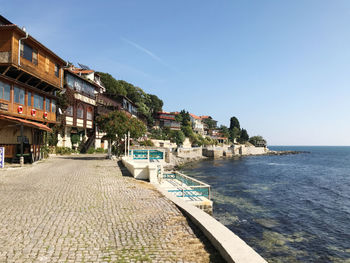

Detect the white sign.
xmin=74 ymin=93 xmax=96 ymax=105
xmin=0 ymin=147 xmax=4 ymax=168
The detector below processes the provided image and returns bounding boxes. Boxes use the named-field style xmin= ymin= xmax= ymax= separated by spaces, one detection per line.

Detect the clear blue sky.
xmin=2 ymin=0 xmax=350 ymax=145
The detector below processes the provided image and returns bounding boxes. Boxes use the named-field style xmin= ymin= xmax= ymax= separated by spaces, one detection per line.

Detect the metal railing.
xmin=163 ymin=172 xmax=211 ymax=199
xmin=129 ymin=149 xmax=164 ymax=161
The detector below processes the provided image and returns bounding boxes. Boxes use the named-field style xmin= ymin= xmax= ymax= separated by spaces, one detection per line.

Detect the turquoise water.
xmin=181 ymin=146 xmax=350 ymax=262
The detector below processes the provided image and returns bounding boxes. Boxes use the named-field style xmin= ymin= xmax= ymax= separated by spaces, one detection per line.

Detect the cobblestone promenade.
xmin=0 ymin=156 xmax=223 ymax=263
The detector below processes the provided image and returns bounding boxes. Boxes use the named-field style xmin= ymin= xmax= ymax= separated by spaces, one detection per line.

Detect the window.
xmin=54 ymin=64 xmax=59 ymax=77
xmin=45 ymin=98 xmax=50 ymax=112
xmin=27 ymin=92 xmax=32 ymax=106
xmin=0 ymin=81 xmax=10 ymax=101
xmin=66 ymin=105 xmax=73 ymax=116
xmin=66 ymin=74 xmax=74 ymax=88
xmin=34 ymin=94 xmax=43 ymax=110
xmin=77 ymin=104 xmax=84 ymax=119
xmin=51 ymin=99 xmax=56 ymax=113
xmin=87 ymin=107 xmax=93 ymax=120
xmin=20 ymin=42 xmax=38 ymax=65
xmin=14 ymin=86 xmax=25 ymax=104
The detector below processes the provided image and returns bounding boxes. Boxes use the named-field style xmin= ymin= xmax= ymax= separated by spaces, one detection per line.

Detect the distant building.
xmin=154 ymin=111 xmax=181 ymax=130
xmin=0 ymin=15 xmax=66 ymax=162
xmin=189 ymin=113 xmax=204 ymax=135
xmin=200 ymin=115 xmax=217 ymax=135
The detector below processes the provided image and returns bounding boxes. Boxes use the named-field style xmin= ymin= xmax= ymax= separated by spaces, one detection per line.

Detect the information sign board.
xmin=0 ymin=147 xmax=4 ymax=168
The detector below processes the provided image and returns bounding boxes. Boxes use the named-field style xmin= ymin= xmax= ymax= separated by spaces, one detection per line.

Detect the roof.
xmin=0 ymin=15 xmax=13 ymax=25
xmin=200 ymin=116 xmax=211 ymax=119
xmin=0 ymin=17 xmax=66 ymax=65
xmin=189 ymin=113 xmax=201 ymax=120
xmin=70 ymin=69 xmax=94 ymax=74
xmin=0 ymin=114 xmax=52 ymax=132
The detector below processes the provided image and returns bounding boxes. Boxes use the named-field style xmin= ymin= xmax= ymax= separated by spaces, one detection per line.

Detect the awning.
xmin=0 ymin=115 xmax=53 ymax=132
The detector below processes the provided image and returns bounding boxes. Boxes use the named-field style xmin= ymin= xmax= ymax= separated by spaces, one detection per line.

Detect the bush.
xmin=95 ymin=147 xmax=105 ymax=153
xmin=71 ymin=134 xmax=80 ymax=145
xmin=87 ymin=147 xmax=95 ymax=154
xmin=56 ymin=147 xmax=72 ymax=155
xmin=139 ymin=140 xmax=154 ymax=147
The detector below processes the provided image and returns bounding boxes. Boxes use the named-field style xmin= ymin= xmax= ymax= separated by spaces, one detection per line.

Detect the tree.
xmin=229 ymin=116 xmax=240 ymax=131
xmin=176 ymin=110 xmax=191 ymax=127
xmin=238 ymin=128 xmax=249 ymax=143
xmin=169 ymin=130 xmax=185 ymax=146
xmin=202 ymin=117 xmax=217 ymax=130
xmin=96 ymin=111 xmax=146 ymax=157
xmin=97 ymin=72 xmax=127 ymax=97
xmin=249 ymin=136 xmax=267 ymax=147
xmin=229 ymin=127 xmax=241 ymax=142
xmin=219 ymin=125 xmax=230 ymax=139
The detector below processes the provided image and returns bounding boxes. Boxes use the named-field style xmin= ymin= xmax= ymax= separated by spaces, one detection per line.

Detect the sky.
xmin=1 ymin=0 xmax=350 ymax=145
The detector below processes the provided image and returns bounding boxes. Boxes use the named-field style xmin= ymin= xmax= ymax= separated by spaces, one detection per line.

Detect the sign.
xmin=74 ymin=93 xmax=96 ymax=105
xmin=0 ymin=103 xmax=8 ymax=111
xmin=0 ymin=147 xmax=4 ymax=168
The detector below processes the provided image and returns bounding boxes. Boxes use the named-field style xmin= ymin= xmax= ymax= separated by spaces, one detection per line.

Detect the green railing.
xmin=163 ymin=172 xmax=211 ymax=199
xmin=129 ymin=149 xmax=164 ymax=160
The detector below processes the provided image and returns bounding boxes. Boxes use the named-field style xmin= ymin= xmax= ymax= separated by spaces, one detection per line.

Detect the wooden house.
xmin=0 ymin=15 xmax=66 ymax=162
xmin=57 ymin=69 xmax=101 ymax=151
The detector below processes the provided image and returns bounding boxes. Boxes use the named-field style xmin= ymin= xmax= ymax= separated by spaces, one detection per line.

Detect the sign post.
xmin=0 ymin=147 xmax=4 ymax=168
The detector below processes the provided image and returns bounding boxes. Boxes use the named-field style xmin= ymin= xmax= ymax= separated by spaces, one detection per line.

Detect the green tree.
xmin=97 ymin=72 xmax=127 ymax=96
xmin=176 ymin=110 xmax=191 ymax=127
xmin=96 ymin=111 xmax=146 ymax=157
xmin=169 ymin=130 xmax=185 ymax=146
xmin=249 ymin=136 xmax=267 ymax=147
xmin=238 ymin=128 xmax=249 ymax=143
xmin=229 ymin=127 xmax=241 ymax=142
xmin=229 ymin=116 xmax=240 ymax=131
xmin=219 ymin=125 xmax=230 ymax=139
xmin=202 ymin=117 xmax=217 ymax=130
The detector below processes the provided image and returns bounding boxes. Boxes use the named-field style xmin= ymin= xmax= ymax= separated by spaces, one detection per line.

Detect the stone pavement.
xmin=0 ymin=155 xmax=224 ymax=262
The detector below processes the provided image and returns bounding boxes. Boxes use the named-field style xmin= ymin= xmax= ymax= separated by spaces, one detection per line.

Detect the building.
xmin=0 ymin=15 xmax=66 ymax=162
xmin=209 ymin=129 xmax=228 ymax=144
xmin=200 ymin=115 xmax=217 ymax=135
xmin=189 ymin=113 xmax=204 ymax=135
xmin=57 ymin=68 xmax=101 ymax=151
xmin=94 ymin=93 xmax=140 ymax=149
xmin=154 ymin=111 xmax=181 ymax=130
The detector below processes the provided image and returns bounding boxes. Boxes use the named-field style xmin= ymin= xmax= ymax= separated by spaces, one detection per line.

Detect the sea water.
xmin=181 ymin=146 xmax=350 ymax=262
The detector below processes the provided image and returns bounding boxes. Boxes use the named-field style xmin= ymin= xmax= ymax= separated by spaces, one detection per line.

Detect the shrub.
xmin=87 ymin=147 xmax=95 ymax=154
xmin=95 ymin=147 xmax=105 ymax=153
xmin=55 ymin=147 xmax=72 ymax=155
xmin=139 ymin=140 xmax=154 ymax=147
xmin=71 ymin=134 xmax=80 ymax=145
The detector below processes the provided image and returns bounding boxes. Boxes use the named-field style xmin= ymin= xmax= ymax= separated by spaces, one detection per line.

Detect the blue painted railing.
xmin=129 ymin=149 xmax=164 ymax=160
xmin=163 ymin=172 xmax=211 ymax=199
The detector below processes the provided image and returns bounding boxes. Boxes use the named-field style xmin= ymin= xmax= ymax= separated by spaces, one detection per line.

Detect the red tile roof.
xmin=189 ymin=113 xmax=201 ymax=120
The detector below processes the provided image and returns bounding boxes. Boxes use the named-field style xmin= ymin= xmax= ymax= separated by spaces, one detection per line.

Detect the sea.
xmin=181 ymin=146 xmax=350 ymax=263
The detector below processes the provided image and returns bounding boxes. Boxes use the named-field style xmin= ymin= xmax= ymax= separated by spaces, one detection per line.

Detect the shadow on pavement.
xmin=59 ymin=154 xmax=107 ymax=161
xmin=117 ymin=160 xmax=133 ymax=177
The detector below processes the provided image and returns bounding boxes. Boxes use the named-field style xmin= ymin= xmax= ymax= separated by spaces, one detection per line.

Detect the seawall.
xmin=155 ymin=184 xmax=267 ymax=263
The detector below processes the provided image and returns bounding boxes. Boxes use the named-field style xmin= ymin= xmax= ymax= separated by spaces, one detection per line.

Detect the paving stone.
xmin=0 ymin=155 xmax=224 ymax=262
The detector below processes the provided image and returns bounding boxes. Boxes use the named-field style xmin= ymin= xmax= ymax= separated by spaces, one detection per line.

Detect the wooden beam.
xmin=1 ymin=66 xmax=11 ymax=75
xmin=42 ymin=84 xmax=50 ymax=91
xmin=15 ymin=71 xmax=25 ymax=80
xmin=34 ymin=80 xmax=42 ymax=88
xmin=25 ymin=76 xmax=33 ymax=84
